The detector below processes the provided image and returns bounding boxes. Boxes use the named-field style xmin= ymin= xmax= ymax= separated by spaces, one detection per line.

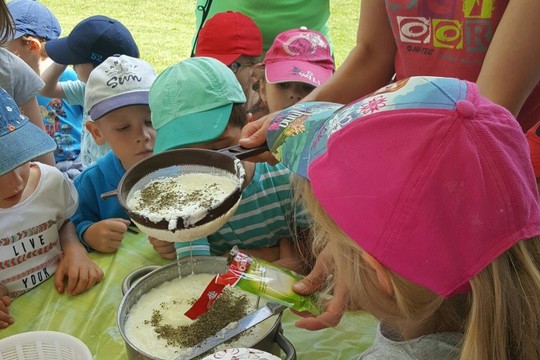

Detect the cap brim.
xmin=13 ymin=29 xmax=25 ymax=40
xmin=195 ymin=52 xmax=240 ymax=66
xmin=0 ymin=120 xmax=56 ymax=175
xmin=89 ymin=91 xmax=149 ymax=120
xmin=266 ymin=102 xmax=343 ymax=178
xmin=265 ymin=60 xmax=333 ymax=87
xmin=154 ymin=103 xmax=232 ymax=154
xmin=45 ymin=37 xmax=87 ymax=65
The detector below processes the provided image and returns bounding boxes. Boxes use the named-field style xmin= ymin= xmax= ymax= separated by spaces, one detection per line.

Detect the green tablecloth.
xmin=1 ymin=231 xmax=377 ymax=359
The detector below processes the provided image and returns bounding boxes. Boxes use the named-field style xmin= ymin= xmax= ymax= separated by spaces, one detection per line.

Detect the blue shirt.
xmin=38 ymin=69 xmax=83 ymax=162
xmin=71 ymin=151 xmax=128 ymax=248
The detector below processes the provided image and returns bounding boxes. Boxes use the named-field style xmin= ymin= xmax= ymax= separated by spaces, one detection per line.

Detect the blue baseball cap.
xmin=0 ymin=87 xmax=56 ymax=176
xmin=7 ymin=0 xmax=61 ymax=41
xmin=45 ymin=15 xmax=139 ymax=65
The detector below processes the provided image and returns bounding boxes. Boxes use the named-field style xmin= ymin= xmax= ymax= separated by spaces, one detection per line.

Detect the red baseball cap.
xmin=195 ymin=11 xmax=263 ymax=66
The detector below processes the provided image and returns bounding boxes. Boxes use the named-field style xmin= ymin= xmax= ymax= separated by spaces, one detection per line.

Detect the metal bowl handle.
xmin=276 ymin=325 xmax=297 ymax=360
xmin=218 ymin=144 xmax=269 ymax=160
xmin=121 ymin=265 xmax=161 ymax=295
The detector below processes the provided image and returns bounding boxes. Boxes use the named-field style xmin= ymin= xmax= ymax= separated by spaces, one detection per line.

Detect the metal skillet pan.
xmin=101 ymin=144 xmax=268 ymax=242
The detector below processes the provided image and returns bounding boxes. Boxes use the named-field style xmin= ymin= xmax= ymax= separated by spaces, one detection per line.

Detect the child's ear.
xmin=250 ymin=63 xmax=264 ymax=83
xmin=259 ymin=79 xmax=267 ymax=103
xmin=27 ymin=38 xmax=42 ymax=53
xmin=361 ymin=252 xmax=395 ymax=297
xmin=85 ymin=121 xmax=106 ymax=145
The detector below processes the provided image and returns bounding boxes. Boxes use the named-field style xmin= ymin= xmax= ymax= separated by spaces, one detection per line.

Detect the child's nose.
xmin=289 ymin=85 xmax=306 ymax=101
xmin=136 ymin=127 xmax=152 ymax=143
xmin=289 ymin=93 xmax=303 ymax=101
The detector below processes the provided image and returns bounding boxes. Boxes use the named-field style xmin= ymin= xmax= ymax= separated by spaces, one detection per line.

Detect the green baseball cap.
xmin=149 ymin=57 xmax=246 ymax=154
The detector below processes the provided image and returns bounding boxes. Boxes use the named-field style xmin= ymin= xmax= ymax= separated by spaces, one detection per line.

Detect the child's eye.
xmin=116 ymin=125 xmax=130 ymax=131
xmin=302 ymin=84 xmax=316 ymax=93
xmin=145 ymin=120 xmax=153 ymax=127
xmin=278 ymin=82 xmax=291 ymax=90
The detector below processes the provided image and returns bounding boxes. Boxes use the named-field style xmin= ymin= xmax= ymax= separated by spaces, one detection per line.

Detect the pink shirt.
xmin=386 ymin=0 xmax=540 ymax=131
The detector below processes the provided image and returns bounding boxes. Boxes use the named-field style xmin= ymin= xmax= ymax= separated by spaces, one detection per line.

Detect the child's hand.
xmin=238 ymin=113 xmax=279 ymax=164
xmin=292 ymin=248 xmax=345 ymax=330
xmin=148 ymin=237 xmax=176 ymax=260
xmin=55 ymin=246 xmax=104 ymax=296
xmin=0 ymin=294 xmax=14 ymax=329
xmin=84 ymin=218 xmax=131 ymax=253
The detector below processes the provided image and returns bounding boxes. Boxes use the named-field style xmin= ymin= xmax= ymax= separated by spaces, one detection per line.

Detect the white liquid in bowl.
xmin=124 ymin=273 xmax=276 ymax=360
xmin=127 ymin=172 xmax=238 ymax=230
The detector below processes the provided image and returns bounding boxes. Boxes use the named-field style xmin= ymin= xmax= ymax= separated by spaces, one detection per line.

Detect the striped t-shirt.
xmin=175 ymin=162 xmax=305 ymax=257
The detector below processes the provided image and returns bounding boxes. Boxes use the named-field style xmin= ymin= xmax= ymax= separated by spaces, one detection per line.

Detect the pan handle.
xmin=218 ymin=144 xmax=269 ymax=160
xmin=100 ymin=189 xmax=119 ymax=200
xmin=276 ymin=325 xmax=297 ymax=360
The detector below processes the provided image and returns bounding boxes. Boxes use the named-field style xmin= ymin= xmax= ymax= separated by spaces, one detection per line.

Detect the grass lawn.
xmin=39 ymin=0 xmax=360 ymax=73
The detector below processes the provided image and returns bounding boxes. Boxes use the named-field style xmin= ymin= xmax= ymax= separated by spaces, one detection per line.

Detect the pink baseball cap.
xmin=263 ymin=27 xmax=334 ymax=87
xmin=267 ymin=76 xmax=540 ymax=297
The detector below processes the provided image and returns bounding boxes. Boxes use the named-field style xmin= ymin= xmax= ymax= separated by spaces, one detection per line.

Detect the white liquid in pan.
xmin=124 ymin=273 xmax=275 ymax=360
xmin=127 ymin=172 xmax=238 ymax=230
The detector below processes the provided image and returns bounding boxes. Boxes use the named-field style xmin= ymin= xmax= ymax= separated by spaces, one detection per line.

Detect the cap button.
xmin=299 ymin=26 xmax=308 ymax=31
xmin=456 ymin=100 xmax=476 ymax=119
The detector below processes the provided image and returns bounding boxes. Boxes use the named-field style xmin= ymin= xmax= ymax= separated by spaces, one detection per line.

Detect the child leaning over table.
xmin=245 ymin=76 xmax=540 ymax=359
xmin=0 ymin=88 xmax=103 ymax=329
xmin=70 ymin=55 xmax=157 ymax=254
xmin=147 ymin=57 xmax=310 ymax=272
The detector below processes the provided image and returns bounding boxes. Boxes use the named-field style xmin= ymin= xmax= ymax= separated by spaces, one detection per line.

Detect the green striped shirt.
xmin=175 ymin=162 xmax=305 ymax=258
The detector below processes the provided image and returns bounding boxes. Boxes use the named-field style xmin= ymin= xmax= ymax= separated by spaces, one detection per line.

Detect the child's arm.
xmin=55 ymin=221 xmax=104 ymax=295
xmin=302 ymin=0 xmax=396 ymax=104
xmin=0 ymin=283 xmax=13 ymax=329
xmin=40 ymin=62 xmax=68 ymax=99
xmin=71 ymin=174 xmax=131 ymax=253
xmin=83 ymin=219 xmax=131 ymax=253
xmin=476 ymin=0 xmax=540 ymax=118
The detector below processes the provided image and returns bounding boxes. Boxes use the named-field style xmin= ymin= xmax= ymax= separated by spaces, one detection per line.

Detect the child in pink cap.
xmin=257 ymin=27 xmax=334 ymax=114
xmin=243 ymin=76 xmax=540 ymax=359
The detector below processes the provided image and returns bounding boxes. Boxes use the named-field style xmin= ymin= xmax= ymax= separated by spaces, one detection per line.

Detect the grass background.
xmin=39 ymin=0 xmax=360 ymax=73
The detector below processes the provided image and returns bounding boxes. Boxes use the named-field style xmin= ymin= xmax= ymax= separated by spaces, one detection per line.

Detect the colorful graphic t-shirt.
xmin=0 ymin=163 xmax=78 ymax=298
xmin=385 ymin=0 xmax=540 ymax=131
xmin=38 ymin=69 xmax=83 ymax=162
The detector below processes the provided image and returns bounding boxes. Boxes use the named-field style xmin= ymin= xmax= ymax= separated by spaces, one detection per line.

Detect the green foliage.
xmin=40 ymin=0 xmax=359 ymax=73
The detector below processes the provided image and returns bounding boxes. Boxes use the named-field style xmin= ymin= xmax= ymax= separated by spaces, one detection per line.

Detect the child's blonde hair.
xmin=293 ymin=176 xmax=540 ymax=360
